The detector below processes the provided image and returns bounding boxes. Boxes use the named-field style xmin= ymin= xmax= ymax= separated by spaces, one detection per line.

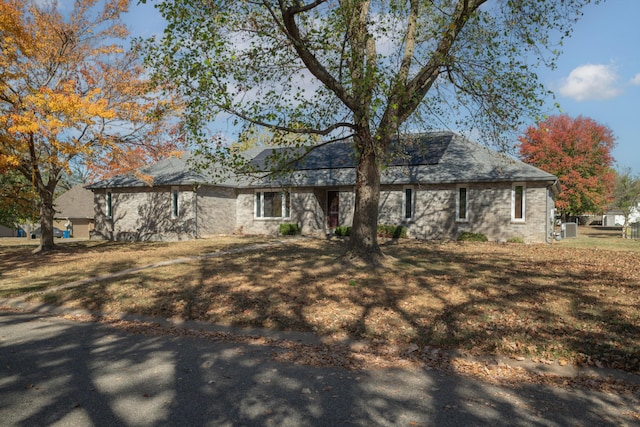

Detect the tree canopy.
xmin=0 ymin=0 xmax=184 ymax=251
xmin=144 ymin=0 xmax=596 ymax=265
xmin=519 ymin=114 xmax=615 ymax=218
xmin=0 ymin=169 xmax=38 ymax=228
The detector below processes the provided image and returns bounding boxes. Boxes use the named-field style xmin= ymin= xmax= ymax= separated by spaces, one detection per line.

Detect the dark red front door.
xmin=327 ymin=191 xmax=339 ymax=228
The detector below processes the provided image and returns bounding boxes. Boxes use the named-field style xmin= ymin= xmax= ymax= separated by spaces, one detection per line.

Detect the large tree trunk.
xmin=21 ymin=132 xmax=59 ymax=253
xmin=343 ymin=139 xmax=385 ymax=266
xmin=34 ymin=183 xmax=56 ymax=253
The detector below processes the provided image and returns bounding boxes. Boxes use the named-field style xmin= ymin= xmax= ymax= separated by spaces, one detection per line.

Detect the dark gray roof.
xmin=86 ymin=155 xmax=210 ymax=189
xmin=250 ymin=133 xmax=451 ymax=171
xmin=250 ymin=132 xmax=556 ymax=188
xmin=87 ymin=132 xmax=557 ymax=190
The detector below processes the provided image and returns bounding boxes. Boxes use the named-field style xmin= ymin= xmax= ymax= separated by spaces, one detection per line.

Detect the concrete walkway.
xmin=1 ymin=311 xmax=639 ymax=427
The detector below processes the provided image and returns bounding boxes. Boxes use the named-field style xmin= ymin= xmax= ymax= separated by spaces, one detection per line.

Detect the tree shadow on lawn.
xmin=0 ymin=243 xmax=141 ymax=297
xmin=34 ymin=240 xmax=640 ymax=373
xmin=0 ymin=241 xmax=154 ymax=276
xmin=0 ymin=237 xmax=268 ymax=298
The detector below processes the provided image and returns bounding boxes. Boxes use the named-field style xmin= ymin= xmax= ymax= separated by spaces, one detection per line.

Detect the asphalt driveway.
xmin=1 ymin=310 xmax=639 ymax=426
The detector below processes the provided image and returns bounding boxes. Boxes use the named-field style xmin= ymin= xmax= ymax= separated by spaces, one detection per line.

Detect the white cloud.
xmin=631 ymin=73 xmax=640 ymax=86
xmin=33 ymin=0 xmax=61 ymax=8
xmin=558 ymin=64 xmax=622 ymax=101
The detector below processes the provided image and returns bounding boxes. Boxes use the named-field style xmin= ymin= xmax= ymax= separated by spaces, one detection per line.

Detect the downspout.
xmin=545 ymin=180 xmax=559 ymax=243
xmin=545 ymin=183 xmax=550 ymax=244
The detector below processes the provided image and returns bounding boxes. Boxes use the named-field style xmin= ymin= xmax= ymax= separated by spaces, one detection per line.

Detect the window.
xmin=171 ymin=188 xmax=179 ymax=218
xmin=456 ymin=186 xmax=468 ymax=221
xmin=106 ymin=191 xmax=112 ymax=217
xmin=512 ymin=184 xmax=525 ymax=222
xmin=255 ymin=191 xmax=290 ymax=218
xmin=403 ymin=188 xmax=414 ymax=220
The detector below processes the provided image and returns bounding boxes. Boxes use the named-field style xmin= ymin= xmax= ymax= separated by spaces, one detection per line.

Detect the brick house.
xmin=86 ymin=132 xmax=560 ymax=243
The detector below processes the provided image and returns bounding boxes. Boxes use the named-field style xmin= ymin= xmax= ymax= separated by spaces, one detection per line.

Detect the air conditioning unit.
xmin=561 ymin=222 xmax=578 ymax=238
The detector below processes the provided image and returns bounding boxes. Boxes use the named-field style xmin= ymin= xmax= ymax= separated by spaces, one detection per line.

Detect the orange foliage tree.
xmin=0 ymin=0 xmax=183 ymax=252
xmin=518 ymin=115 xmax=615 ymax=219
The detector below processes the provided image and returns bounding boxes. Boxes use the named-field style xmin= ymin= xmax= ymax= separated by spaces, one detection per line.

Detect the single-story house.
xmin=54 ymin=184 xmax=95 ymax=238
xmin=86 ymin=132 xmax=560 ymax=243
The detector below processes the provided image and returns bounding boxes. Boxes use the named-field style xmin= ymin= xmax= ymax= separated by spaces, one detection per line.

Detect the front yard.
xmin=1 ymin=228 xmax=639 ymax=375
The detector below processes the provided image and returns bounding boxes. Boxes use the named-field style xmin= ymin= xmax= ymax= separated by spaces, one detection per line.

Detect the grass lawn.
xmin=1 ymin=227 xmax=639 ymax=374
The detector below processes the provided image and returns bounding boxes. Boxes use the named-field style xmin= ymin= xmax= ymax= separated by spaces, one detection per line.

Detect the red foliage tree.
xmin=519 ymin=115 xmax=616 ymax=218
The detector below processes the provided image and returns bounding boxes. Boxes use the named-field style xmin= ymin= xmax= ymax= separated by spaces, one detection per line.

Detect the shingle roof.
xmin=249 ymin=132 xmax=556 ymax=187
xmin=86 ymin=132 xmax=557 ymax=190
xmin=249 ymin=132 xmax=451 ymax=171
xmin=54 ymin=185 xmax=94 ymax=218
xmin=85 ymin=155 xmax=211 ymax=189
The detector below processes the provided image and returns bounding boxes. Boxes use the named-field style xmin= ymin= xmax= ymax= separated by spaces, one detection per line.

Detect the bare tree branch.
xmin=275 ymin=0 xmax=357 ymax=111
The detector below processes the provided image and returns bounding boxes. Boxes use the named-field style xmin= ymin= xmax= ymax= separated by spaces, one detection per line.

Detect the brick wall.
xmin=93 ymin=181 xmax=553 ymax=243
xmin=335 ymin=182 xmax=552 ymax=243
xmin=235 ymin=189 xmax=327 ymax=236
xmin=93 ymin=187 xmax=196 ymax=241
xmin=196 ymin=187 xmax=236 ymax=237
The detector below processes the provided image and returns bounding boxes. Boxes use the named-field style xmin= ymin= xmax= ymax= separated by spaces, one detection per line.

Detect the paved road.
xmin=1 ymin=311 xmax=639 ymax=427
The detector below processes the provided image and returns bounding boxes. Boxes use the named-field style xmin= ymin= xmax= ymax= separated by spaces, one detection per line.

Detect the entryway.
xmin=327 ymin=191 xmax=339 ymax=228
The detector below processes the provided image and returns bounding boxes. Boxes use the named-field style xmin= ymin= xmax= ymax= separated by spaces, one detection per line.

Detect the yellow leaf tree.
xmin=0 ymin=0 xmax=183 ymax=252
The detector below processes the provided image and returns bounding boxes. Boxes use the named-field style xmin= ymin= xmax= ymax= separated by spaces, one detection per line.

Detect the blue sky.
xmin=124 ymin=0 xmax=640 ymax=174
xmin=535 ymin=0 xmax=640 ymax=175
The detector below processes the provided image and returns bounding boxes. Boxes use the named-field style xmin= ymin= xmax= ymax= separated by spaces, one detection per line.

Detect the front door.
xmin=327 ymin=191 xmax=339 ymax=228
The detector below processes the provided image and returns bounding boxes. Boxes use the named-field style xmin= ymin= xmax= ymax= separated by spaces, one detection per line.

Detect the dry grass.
xmin=0 ymin=236 xmax=269 ymax=295
xmin=1 ymin=228 xmax=639 ymax=373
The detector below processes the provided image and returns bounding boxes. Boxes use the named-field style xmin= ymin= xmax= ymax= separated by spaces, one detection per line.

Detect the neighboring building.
xmin=603 ymin=206 xmax=640 ymax=228
xmin=630 ymin=206 xmax=640 ymax=224
xmin=54 ymin=185 xmax=95 ymax=238
xmin=0 ymin=225 xmax=17 ymax=237
xmin=86 ymin=132 xmax=560 ymax=243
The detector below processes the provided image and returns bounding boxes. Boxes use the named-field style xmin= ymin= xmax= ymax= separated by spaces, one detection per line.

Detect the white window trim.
xmin=511 ymin=183 xmax=526 ymax=222
xmin=456 ymin=185 xmax=469 ymax=222
xmin=402 ymin=187 xmax=415 ymax=222
xmin=254 ymin=190 xmax=291 ymax=220
xmin=171 ymin=187 xmax=179 ymax=219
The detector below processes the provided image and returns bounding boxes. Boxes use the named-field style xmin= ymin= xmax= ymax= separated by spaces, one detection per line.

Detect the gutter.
xmin=545 ymin=183 xmax=550 ymax=244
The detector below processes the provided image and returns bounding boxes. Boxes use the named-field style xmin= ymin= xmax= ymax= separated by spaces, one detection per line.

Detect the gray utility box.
xmin=561 ymin=222 xmax=578 ymax=238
